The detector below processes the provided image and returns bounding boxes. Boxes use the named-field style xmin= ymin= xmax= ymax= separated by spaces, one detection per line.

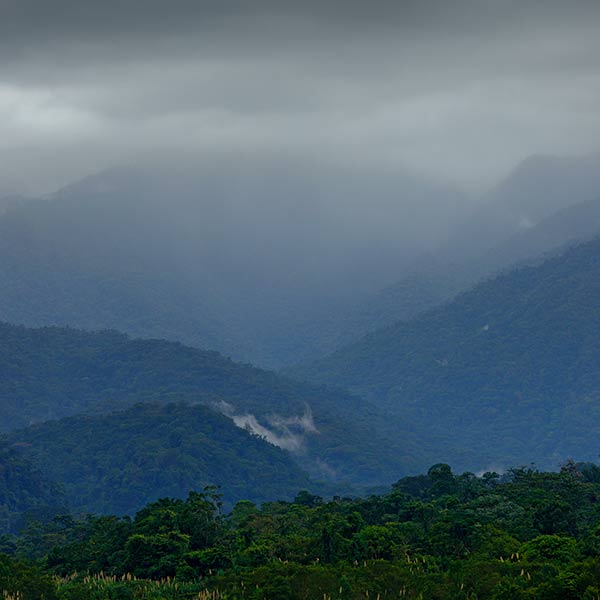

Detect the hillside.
xmin=4 ymin=403 xmax=313 ymax=515
xmin=0 ymin=444 xmax=66 ymax=534
xmin=361 ymin=193 xmax=600 ymax=332
xmin=480 ymin=193 xmax=600 ymax=273
xmin=437 ymin=152 xmax=600 ymax=263
xmin=315 ymin=257 xmax=467 ymax=352
xmin=313 ymin=156 xmax=600 ymax=351
xmin=0 ymin=321 xmax=423 ymax=485
xmin=290 ymin=236 xmax=600 ymax=472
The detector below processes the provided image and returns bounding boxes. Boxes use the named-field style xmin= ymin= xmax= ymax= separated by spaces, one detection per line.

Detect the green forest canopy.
xmin=4 ymin=462 xmax=600 ymax=599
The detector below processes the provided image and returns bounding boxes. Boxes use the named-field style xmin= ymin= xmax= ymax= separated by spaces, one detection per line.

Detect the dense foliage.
xmin=292 ymin=236 xmax=600 ymax=472
xmin=4 ymin=402 xmax=312 ymax=516
xmin=5 ymin=464 xmax=600 ymax=599
xmin=0 ymin=446 xmax=66 ymax=534
xmin=0 ymin=320 xmax=423 ymax=485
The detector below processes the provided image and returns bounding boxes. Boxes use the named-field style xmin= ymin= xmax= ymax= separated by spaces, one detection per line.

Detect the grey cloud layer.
xmin=1 ymin=0 xmax=600 ymax=194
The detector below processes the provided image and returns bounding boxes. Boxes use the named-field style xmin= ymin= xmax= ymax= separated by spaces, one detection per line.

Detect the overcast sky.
xmin=1 ymin=0 xmax=600 ymax=195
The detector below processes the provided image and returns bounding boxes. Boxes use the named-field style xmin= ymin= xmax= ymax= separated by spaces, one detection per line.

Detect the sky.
xmin=1 ymin=0 xmax=600 ymax=195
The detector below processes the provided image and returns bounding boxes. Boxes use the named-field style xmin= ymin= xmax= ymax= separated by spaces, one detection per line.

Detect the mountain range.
xmin=290 ymin=234 xmax=600 ymax=472
xmin=3 ymin=151 xmax=600 ymax=528
xmin=326 ymin=153 xmax=600 ymax=346
xmin=0 ymin=319 xmax=427 ymax=511
xmin=2 ymin=153 xmax=600 ymax=368
xmin=0 ymin=160 xmax=468 ymax=368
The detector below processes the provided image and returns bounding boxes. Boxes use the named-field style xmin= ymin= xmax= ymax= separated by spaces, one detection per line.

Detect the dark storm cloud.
xmin=1 ymin=0 xmax=600 ymax=194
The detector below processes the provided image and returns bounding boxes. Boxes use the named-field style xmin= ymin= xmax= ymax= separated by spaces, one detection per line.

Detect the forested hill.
xmin=0 ymin=321 xmax=423 ymax=485
xmin=0 ymin=445 xmax=66 ymax=534
xmin=319 ymin=181 xmax=600 ymax=354
xmin=3 ymin=403 xmax=313 ymax=516
xmin=289 ymin=236 xmax=600 ymax=472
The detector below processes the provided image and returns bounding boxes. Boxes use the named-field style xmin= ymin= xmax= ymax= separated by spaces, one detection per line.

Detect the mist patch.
xmin=216 ymin=401 xmax=318 ymax=453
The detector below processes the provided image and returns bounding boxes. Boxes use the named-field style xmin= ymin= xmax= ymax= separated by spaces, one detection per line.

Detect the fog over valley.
xmin=1 ymin=1 xmax=600 ymax=364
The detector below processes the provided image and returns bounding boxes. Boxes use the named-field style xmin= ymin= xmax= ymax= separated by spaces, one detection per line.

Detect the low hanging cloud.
xmin=216 ymin=401 xmax=318 ymax=453
xmin=1 ymin=0 xmax=600 ymax=195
